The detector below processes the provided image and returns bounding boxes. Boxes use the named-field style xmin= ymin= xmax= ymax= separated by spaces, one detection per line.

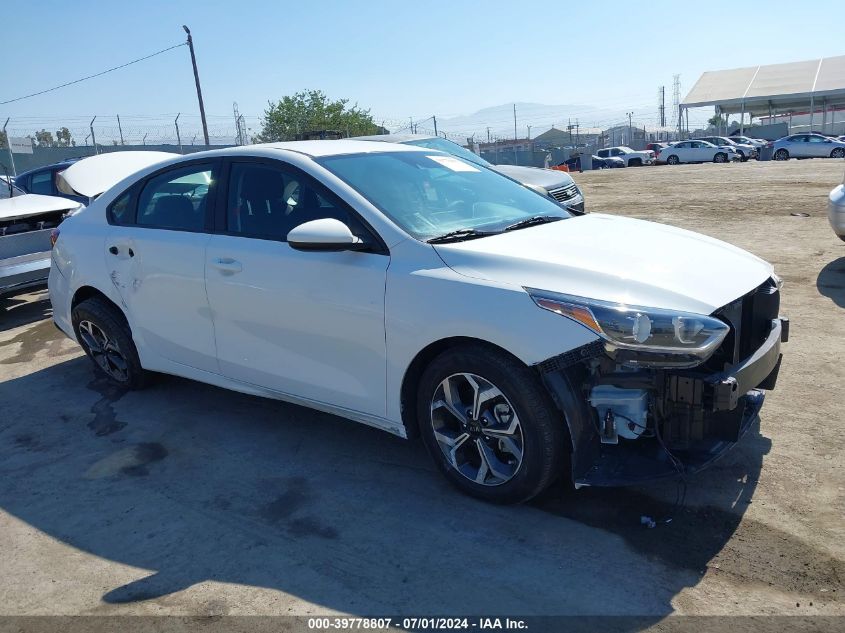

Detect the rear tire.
xmin=416 ymin=344 xmax=567 ymax=504
xmin=71 ymin=297 xmax=149 ymax=389
xmin=667 ymin=155 xmax=680 ymax=165
xmin=775 ymin=149 xmax=789 ymax=161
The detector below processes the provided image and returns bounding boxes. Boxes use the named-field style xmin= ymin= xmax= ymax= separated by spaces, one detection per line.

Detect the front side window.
xmin=30 ymin=171 xmax=53 ymax=195
xmin=136 ymin=164 xmax=215 ymax=231
xmin=226 ymin=162 xmax=353 ymax=241
xmin=319 ymin=151 xmax=571 ymax=241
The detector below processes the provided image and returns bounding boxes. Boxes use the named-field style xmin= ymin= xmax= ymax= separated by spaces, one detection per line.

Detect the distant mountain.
xmin=432 ymin=102 xmax=635 ymax=140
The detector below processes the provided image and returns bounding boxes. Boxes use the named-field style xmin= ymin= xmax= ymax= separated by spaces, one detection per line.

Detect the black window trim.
xmin=213 ymin=156 xmax=389 ymax=255
xmin=106 ymin=157 xmax=221 ymax=233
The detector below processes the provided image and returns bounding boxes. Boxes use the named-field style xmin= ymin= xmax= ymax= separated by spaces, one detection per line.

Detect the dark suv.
xmin=13 ymin=159 xmax=87 ymax=204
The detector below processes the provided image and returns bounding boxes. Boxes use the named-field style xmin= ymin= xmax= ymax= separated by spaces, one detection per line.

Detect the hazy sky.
xmin=2 ymin=0 xmax=843 ymax=141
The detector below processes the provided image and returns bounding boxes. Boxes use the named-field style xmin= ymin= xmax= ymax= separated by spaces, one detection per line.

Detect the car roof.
xmin=350 ymin=133 xmax=438 ymax=143
xmin=195 ymin=139 xmax=429 ymax=159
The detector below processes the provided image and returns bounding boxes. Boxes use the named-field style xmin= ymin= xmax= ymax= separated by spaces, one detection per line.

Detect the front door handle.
xmin=212 ymin=257 xmax=242 ymax=275
xmin=108 ymin=246 xmax=119 ymax=255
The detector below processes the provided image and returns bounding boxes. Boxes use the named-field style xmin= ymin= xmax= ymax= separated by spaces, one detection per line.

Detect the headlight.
xmin=526 ymin=183 xmax=552 ymax=198
xmin=526 ymin=288 xmax=730 ymax=368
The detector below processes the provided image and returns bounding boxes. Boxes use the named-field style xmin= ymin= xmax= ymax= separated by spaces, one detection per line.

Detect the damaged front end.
xmin=535 ymin=277 xmax=788 ymax=487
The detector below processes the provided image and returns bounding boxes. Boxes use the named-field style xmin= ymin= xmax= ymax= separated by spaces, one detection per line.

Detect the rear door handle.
xmin=108 ymin=246 xmax=118 ymax=255
xmin=212 ymin=257 xmax=242 ymax=275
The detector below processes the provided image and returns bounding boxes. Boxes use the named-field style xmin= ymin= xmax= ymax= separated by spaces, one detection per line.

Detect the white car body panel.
xmin=205 ymin=233 xmax=390 ymax=417
xmin=829 ymin=179 xmax=845 ymax=239
xmin=596 ymin=147 xmax=654 ymax=166
xmin=50 ymin=140 xmax=776 ymax=442
xmin=0 ymin=193 xmax=79 ymax=220
xmin=432 ymin=214 xmax=772 ymax=315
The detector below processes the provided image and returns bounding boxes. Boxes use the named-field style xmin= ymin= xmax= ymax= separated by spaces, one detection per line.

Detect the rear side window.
xmin=135 ymin=164 xmax=216 ymax=231
xmin=109 ymin=190 xmax=134 ymax=224
xmin=30 ymin=171 xmax=53 ymax=195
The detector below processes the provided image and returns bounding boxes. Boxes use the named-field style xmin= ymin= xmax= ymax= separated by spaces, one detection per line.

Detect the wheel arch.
xmin=71 ymin=286 xmax=129 ymax=327
xmin=399 ymin=336 xmax=528 ymax=439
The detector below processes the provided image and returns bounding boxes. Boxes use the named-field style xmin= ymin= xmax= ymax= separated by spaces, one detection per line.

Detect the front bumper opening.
xmin=539 ymin=282 xmax=787 ymax=488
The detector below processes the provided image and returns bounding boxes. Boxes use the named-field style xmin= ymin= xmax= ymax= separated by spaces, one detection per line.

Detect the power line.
xmin=0 ymin=42 xmax=187 ymax=105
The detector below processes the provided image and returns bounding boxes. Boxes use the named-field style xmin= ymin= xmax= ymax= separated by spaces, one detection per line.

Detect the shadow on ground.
xmin=0 ymin=289 xmax=51 ymax=333
xmin=0 ymin=354 xmax=816 ymax=617
xmin=818 ymin=257 xmax=845 ymax=308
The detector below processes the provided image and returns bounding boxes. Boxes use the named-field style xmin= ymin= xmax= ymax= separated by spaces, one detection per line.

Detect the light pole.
xmin=2 ymin=118 xmax=17 ymax=176
xmin=627 ymin=112 xmax=633 ymax=146
xmin=183 ymin=25 xmax=210 ymax=146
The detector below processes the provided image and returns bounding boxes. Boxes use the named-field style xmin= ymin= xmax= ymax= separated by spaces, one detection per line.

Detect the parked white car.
xmin=658 ymin=140 xmax=739 ymax=165
xmin=697 ymin=136 xmax=758 ymax=161
xmin=773 ymin=134 xmax=845 ymax=160
xmin=829 ymin=170 xmax=845 ymax=241
xmin=595 ymin=146 xmax=654 ymax=166
xmin=49 ymin=141 xmax=787 ymax=503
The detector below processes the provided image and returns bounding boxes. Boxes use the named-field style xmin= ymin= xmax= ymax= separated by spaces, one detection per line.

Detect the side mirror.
xmin=287 ymin=218 xmax=367 ymax=252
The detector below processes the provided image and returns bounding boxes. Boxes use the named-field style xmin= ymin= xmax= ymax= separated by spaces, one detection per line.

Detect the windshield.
xmin=318 ymin=151 xmax=571 ymax=241
xmin=404 ymin=137 xmax=493 ymax=168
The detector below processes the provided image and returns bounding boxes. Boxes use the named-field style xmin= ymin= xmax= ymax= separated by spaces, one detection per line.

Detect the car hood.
xmin=57 ymin=151 xmax=179 ymax=198
xmin=491 ymin=164 xmax=574 ymax=190
xmin=432 ymin=213 xmax=773 ymax=314
xmin=0 ymin=193 xmax=81 ymax=221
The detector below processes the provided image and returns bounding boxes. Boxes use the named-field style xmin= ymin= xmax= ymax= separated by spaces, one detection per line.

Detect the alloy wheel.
xmin=832 ymin=148 xmax=845 ymax=159
xmin=78 ymin=319 xmax=129 ymax=382
xmin=429 ymin=373 xmax=524 ymax=486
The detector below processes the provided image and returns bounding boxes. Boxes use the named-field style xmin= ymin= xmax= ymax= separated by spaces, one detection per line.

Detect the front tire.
xmin=71 ymin=297 xmax=148 ymax=389
xmin=831 ymin=148 xmax=845 ymax=159
xmin=775 ymin=148 xmax=789 ymax=161
xmin=416 ymin=344 xmax=567 ymax=504
xmin=667 ymin=155 xmax=680 ymax=165
xmin=713 ymin=152 xmax=728 ymax=163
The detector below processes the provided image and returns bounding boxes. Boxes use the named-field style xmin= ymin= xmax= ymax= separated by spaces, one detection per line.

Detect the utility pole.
xmin=486 ymin=127 xmax=491 ymax=143
xmin=175 ymin=113 xmax=182 ymax=153
xmin=117 ymin=114 xmax=124 ymax=145
xmin=433 ymin=115 xmax=437 ymax=136
xmin=575 ymin=119 xmax=579 ymax=145
xmin=627 ymin=112 xmax=633 ymax=145
xmin=513 ymin=104 xmax=518 ymax=166
xmin=409 ymin=117 xmax=414 ymax=134
xmin=659 ymin=86 xmax=666 ymax=128
xmin=183 ymin=26 xmax=210 ymax=146
xmin=89 ymin=116 xmax=97 ymax=155
xmin=526 ymin=125 xmax=532 ymax=140
xmin=567 ymin=117 xmax=574 ymax=144
xmin=3 ymin=118 xmax=17 ymax=176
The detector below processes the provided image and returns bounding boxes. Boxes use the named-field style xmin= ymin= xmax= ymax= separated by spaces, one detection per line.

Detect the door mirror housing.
xmin=287 ymin=218 xmax=366 ymax=252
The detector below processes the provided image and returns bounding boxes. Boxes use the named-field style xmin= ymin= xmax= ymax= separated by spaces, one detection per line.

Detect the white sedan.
xmin=658 ymin=140 xmax=739 ymax=165
xmin=49 ymin=141 xmax=787 ymax=503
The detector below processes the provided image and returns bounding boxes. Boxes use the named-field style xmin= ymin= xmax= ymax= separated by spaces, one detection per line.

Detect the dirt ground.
xmin=0 ymin=159 xmax=843 ymax=622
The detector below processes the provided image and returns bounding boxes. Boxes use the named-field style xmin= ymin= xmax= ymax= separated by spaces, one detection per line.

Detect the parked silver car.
xmin=353 ymin=134 xmax=586 ymax=213
xmin=772 ymin=134 xmax=845 ymax=160
xmin=829 ymin=170 xmax=845 ymax=241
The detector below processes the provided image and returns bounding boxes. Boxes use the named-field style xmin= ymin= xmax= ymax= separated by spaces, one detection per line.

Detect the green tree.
xmin=55 ymin=127 xmax=73 ymax=147
xmin=255 ymin=89 xmax=381 ymax=142
xmin=707 ymin=113 xmax=722 ymax=129
xmin=35 ymin=129 xmax=55 ymax=147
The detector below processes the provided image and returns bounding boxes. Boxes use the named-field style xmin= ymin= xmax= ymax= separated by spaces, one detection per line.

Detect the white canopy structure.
xmin=681 ymin=55 xmax=845 ymax=134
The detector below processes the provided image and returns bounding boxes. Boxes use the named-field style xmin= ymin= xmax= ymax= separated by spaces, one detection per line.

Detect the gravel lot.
xmin=0 ymin=159 xmax=843 ymax=621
